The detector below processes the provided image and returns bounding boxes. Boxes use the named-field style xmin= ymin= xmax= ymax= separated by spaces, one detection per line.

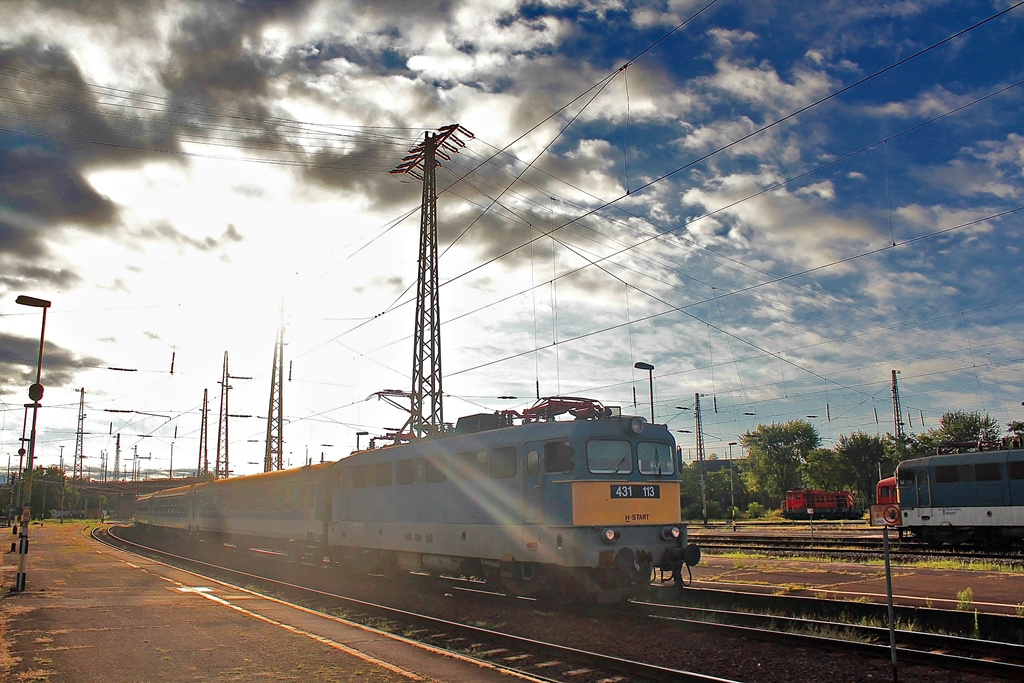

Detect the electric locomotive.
xmin=135 ymin=397 xmax=699 ymax=602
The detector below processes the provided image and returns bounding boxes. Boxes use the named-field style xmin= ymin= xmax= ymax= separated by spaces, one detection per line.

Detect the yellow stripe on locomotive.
xmin=571 ymin=481 xmax=681 ymax=526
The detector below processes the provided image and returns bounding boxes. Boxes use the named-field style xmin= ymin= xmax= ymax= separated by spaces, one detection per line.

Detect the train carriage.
xmin=895 ymin=448 xmax=1024 ymax=545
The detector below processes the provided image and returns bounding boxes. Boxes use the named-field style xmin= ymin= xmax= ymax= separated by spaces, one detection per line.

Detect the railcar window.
xmin=415 ymin=458 xmax=425 ymax=482
xmin=353 ymin=465 xmax=370 ymax=488
xmin=396 ymin=458 xmax=416 ymax=485
xmin=898 ymin=469 xmax=915 ymax=486
xmin=454 ymin=451 xmax=486 ymax=480
xmin=338 ymin=467 xmax=350 ymax=488
xmin=1009 ymin=461 xmax=1024 ymax=480
xmin=544 ymin=441 xmax=574 ymax=473
xmin=638 ymin=442 xmax=674 ymax=475
xmin=961 ymin=465 xmax=975 ymax=482
xmin=489 ymin=446 xmax=517 ymax=479
xmin=375 ymin=462 xmax=393 ymax=486
xmin=527 ymin=450 xmax=540 ymax=476
xmin=425 ymin=456 xmax=446 ymax=482
xmin=975 ymin=462 xmax=1002 ymax=481
xmin=587 ymin=440 xmax=633 ymax=474
xmin=935 ymin=465 xmax=960 ymax=483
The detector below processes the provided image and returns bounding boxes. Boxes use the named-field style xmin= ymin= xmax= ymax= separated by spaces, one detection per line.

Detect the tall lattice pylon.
xmin=694 ymin=393 xmax=708 ymax=525
xmin=390 ymin=123 xmax=473 ymax=438
xmin=197 ymin=388 xmax=209 ymax=475
xmin=215 ymin=352 xmax=230 ymax=478
xmin=264 ymin=317 xmax=285 ymax=472
xmin=888 ymin=370 xmax=905 ymax=440
xmin=113 ymin=433 xmax=121 ymax=483
xmin=73 ymin=387 xmax=86 ymax=479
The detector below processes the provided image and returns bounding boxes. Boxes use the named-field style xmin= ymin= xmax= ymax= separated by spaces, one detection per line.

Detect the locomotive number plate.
xmin=610 ymin=484 xmax=660 ymax=499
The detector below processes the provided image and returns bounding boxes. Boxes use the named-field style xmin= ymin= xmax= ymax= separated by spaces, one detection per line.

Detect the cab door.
xmin=522 ymin=445 xmax=542 ymax=523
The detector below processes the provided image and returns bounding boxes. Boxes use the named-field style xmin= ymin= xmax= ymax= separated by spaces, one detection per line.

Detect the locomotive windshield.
xmin=586 ymin=440 xmax=633 ymax=474
xmin=638 ymin=442 xmax=674 ymax=475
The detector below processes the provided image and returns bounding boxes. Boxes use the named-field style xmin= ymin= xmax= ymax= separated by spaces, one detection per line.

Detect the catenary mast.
xmin=390 ymin=124 xmax=474 ymax=438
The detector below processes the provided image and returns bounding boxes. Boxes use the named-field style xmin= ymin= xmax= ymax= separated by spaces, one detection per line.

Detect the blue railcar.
xmin=136 ymin=397 xmax=699 ymax=602
xmin=894 ymin=447 xmax=1024 ymax=545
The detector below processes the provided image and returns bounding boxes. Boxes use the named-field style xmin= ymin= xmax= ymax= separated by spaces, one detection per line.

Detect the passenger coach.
xmin=895 ymin=447 xmax=1024 ymax=545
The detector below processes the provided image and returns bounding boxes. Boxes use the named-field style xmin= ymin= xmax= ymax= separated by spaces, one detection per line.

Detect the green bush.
xmin=745 ymin=502 xmax=768 ymax=519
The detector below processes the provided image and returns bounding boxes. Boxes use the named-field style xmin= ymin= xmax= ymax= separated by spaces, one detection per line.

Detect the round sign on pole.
xmin=28 ymin=383 xmax=44 ymax=402
xmin=882 ymin=505 xmax=900 ymax=525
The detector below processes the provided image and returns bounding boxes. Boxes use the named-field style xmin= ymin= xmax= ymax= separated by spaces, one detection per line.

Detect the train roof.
xmin=898 ymin=447 xmax=1024 ymax=470
xmin=137 ymin=460 xmax=338 ymax=501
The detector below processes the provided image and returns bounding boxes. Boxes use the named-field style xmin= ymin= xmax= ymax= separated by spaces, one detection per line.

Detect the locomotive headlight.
xmin=661 ymin=525 xmax=681 ymax=540
xmin=602 ymin=528 xmax=621 ymax=543
xmin=629 ymin=417 xmax=645 ymax=434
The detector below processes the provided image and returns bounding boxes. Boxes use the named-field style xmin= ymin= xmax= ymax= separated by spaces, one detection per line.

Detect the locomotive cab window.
xmin=587 ymin=440 xmax=632 ymax=474
xmin=527 ymin=449 xmax=540 ymax=476
xmin=489 ymin=446 xmax=517 ymax=479
xmin=544 ymin=441 xmax=574 ymax=473
xmin=638 ymin=442 xmax=674 ymax=475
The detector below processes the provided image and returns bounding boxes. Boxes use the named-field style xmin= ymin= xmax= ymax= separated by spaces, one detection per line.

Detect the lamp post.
xmin=14 ymin=294 xmax=51 ymax=593
xmin=633 ymin=362 xmax=654 ymax=423
xmin=728 ymin=441 xmax=738 ymax=530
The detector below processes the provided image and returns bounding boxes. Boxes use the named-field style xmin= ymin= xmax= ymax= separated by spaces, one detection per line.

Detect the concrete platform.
xmin=0 ymin=523 xmax=542 ymax=682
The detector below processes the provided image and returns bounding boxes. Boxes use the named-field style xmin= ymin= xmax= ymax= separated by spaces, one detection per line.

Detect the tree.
xmin=741 ymin=420 xmax=819 ymax=504
xmin=936 ymin=410 xmax=1000 ymax=444
xmin=832 ymin=431 xmax=888 ymax=502
xmin=801 ymin=447 xmax=856 ymax=493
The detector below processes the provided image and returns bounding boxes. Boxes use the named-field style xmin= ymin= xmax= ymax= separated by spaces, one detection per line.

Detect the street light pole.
xmin=728 ymin=441 xmax=738 ymax=531
xmin=14 ymin=294 xmax=51 ymax=593
xmin=633 ymin=362 xmax=655 ymax=423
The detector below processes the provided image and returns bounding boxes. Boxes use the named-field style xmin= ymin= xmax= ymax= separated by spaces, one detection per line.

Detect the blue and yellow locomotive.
xmin=136 ymin=397 xmax=699 ymax=601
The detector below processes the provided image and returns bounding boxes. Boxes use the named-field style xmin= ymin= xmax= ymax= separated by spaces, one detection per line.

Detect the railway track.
xmin=97 ymin=524 xmax=1024 ymax=681
xmin=690 ymin=532 xmax=1024 ymax=564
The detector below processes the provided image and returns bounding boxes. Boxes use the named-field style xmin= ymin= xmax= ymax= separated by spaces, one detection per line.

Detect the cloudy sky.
xmin=2 ymin=0 xmax=1023 ymax=479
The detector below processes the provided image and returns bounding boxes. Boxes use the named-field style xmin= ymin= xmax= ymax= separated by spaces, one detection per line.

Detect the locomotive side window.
xmin=1009 ymin=461 xmax=1024 ymax=480
xmin=396 ymin=458 xmax=416 ymax=485
xmin=544 ymin=441 xmax=574 ymax=473
xmin=527 ymin=449 xmax=540 ymax=476
xmin=638 ymin=442 xmax=674 ymax=475
xmin=587 ymin=440 xmax=632 ymax=474
xmin=935 ymin=465 xmax=960 ymax=483
xmin=454 ymin=451 xmax=486 ymax=480
xmin=489 ymin=446 xmax=517 ymax=479
xmin=961 ymin=465 xmax=975 ymax=482
xmin=375 ymin=462 xmax=393 ymax=486
xmin=975 ymin=462 xmax=1002 ymax=481
xmin=353 ymin=465 xmax=370 ymax=488
xmin=424 ymin=456 xmax=446 ymax=482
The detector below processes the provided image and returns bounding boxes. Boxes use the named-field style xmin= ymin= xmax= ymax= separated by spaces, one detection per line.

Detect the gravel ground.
xmin=343 ymin=575 xmax=1005 ymax=683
